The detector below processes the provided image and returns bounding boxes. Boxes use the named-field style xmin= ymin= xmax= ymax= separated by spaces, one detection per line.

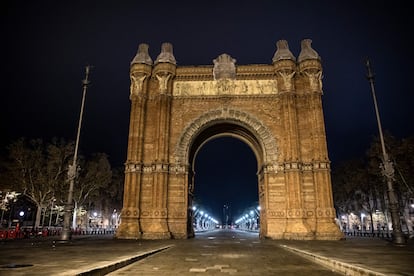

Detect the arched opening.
xmin=186 ymin=122 xmax=263 ymax=237
xmin=192 ymin=137 xmax=258 ymax=234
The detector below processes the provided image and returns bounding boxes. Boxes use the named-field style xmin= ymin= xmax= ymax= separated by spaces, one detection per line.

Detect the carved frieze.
xmin=141 ymin=208 xmax=168 ymax=218
xmin=261 ymin=161 xmax=330 ymax=173
xmin=169 ymin=164 xmax=188 ymax=174
xmin=173 ymin=79 xmax=278 ymax=96
xmin=124 ymin=163 xmax=142 ymax=173
xmin=125 ymin=162 xmax=189 ymax=174
xmin=267 ymin=210 xmax=286 ymax=218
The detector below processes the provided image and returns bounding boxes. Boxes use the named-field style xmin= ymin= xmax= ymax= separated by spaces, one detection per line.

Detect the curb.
xmin=279 ymin=244 xmax=386 ymax=276
xmin=56 ymin=244 xmax=174 ymax=276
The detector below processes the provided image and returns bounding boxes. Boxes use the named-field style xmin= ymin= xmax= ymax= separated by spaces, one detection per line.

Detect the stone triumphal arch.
xmin=116 ymin=39 xmax=343 ymax=240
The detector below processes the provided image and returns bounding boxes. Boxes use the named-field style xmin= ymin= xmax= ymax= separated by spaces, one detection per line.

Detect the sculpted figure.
xmin=278 ymin=71 xmax=295 ymax=91
xmin=130 ymin=74 xmax=146 ymax=95
xmin=156 ymin=73 xmax=172 ymax=93
xmin=304 ymin=71 xmax=322 ymax=91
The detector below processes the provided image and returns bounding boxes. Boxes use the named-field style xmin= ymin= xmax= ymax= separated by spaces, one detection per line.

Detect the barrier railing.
xmin=0 ymin=227 xmax=116 ymax=240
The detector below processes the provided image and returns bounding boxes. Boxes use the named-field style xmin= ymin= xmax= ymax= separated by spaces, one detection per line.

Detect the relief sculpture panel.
xmin=173 ymin=79 xmax=278 ymax=96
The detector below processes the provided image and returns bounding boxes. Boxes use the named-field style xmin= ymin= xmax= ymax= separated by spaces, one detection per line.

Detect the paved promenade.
xmin=0 ymin=229 xmax=413 ymax=275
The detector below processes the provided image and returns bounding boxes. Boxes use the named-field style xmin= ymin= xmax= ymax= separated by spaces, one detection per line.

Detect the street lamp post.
xmin=365 ymin=59 xmax=405 ymax=245
xmin=60 ymin=65 xmax=91 ymax=241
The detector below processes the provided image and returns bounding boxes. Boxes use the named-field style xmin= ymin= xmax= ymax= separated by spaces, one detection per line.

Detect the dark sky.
xmin=2 ymin=1 xmax=413 ymax=222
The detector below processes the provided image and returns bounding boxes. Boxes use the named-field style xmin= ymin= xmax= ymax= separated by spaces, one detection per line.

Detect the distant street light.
xmin=361 ymin=213 xmax=365 ymax=231
xmin=60 ymin=65 xmax=92 ymax=241
xmin=366 ymin=59 xmax=405 ymax=245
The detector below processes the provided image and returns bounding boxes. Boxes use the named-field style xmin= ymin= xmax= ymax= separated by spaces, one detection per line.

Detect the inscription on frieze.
xmin=173 ymin=79 xmax=278 ymax=96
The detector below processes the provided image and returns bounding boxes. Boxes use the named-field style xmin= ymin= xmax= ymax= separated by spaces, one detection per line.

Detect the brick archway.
xmin=116 ymin=40 xmax=343 ymax=240
xmin=175 ymin=107 xmax=278 ymax=167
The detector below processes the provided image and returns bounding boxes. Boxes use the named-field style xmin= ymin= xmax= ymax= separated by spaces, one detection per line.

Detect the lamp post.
xmin=360 ymin=213 xmax=365 ymax=232
xmin=365 ymin=59 xmax=405 ymax=245
xmin=60 ymin=65 xmax=91 ymax=241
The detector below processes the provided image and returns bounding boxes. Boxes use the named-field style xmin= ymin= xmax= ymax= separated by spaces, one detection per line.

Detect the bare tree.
xmin=72 ymin=153 xmax=112 ymax=229
xmin=3 ymin=138 xmax=73 ymax=228
xmin=333 ymin=133 xmax=414 ymax=233
xmin=367 ymin=133 xmax=414 ymax=234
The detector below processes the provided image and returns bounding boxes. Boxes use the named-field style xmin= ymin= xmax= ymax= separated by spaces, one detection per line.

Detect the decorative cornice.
xmin=260 ymin=161 xmax=330 ymax=174
xmin=124 ymin=162 xmax=188 ymax=174
xmin=174 ymin=64 xmax=275 ymax=81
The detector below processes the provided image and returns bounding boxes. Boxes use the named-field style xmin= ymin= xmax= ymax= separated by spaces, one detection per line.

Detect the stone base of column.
xmin=263 ymin=218 xmax=286 ymax=239
xmin=284 ymin=218 xmax=314 ymax=240
xmin=141 ymin=231 xmax=172 ymax=239
xmin=141 ymin=218 xmax=171 ymax=239
xmin=115 ymin=219 xmax=141 ymax=239
xmin=168 ymin=218 xmax=188 ymax=239
xmin=315 ymin=208 xmax=344 ymax=240
xmin=115 ymin=207 xmax=141 ymax=239
xmin=315 ymin=219 xmax=344 ymax=240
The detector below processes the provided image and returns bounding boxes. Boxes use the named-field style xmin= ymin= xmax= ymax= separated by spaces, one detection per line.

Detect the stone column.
xmin=141 ymin=43 xmax=176 ymax=239
xmin=116 ymin=44 xmax=152 ymax=239
xmin=273 ymin=40 xmax=312 ymax=239
xmin=298 ymin=39 xmax=343 ymax=240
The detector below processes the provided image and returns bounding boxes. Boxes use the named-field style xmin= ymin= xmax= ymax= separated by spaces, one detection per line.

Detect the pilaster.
xmin=141 ymin=43 xmax=176 ymax=239
xmin=298 ymin=39 xmax=343 ymax=239
xmin=117 ymin=44 xmax=152 ymax=239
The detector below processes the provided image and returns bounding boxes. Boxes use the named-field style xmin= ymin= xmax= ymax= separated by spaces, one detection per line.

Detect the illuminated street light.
xmin=361 ymin=213 xmax=365 ymax=231
xmin=61 ymin=65 xmax=92 ymax=242
xmin=366 ymin=60 xmax=405 ymax=245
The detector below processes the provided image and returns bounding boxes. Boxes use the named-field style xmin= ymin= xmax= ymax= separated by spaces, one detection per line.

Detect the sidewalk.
xmin=0 ymin=234 xmax=413 ymax=275
xmin=0 ymin=235 xmax=174 ymax=275
xmin=279 ymin=237 xmax=414 ymax=276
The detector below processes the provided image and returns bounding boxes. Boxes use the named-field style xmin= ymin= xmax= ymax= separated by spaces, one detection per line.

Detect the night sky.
xmin=2 ymin=1 xmax=413 ymax=222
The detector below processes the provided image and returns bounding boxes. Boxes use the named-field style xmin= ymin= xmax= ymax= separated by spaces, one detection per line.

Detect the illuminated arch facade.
xmin=116 ymin=40 xmax=343 ymax=240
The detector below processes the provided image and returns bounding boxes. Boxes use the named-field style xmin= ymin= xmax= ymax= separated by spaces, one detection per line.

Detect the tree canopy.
xmin=0 ymin=137 xmax=118 ymax=229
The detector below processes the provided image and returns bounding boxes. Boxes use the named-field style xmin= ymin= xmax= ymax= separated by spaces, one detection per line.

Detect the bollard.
xmin=0 ymin=230 xmax=6 ymax=240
